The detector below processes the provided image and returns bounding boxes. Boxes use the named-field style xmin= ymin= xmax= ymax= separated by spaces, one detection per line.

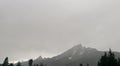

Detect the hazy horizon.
xmin=0 ymin=0 xmax=120 ymax=63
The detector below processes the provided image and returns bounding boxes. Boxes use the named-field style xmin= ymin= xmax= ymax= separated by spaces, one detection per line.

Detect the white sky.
xmin=0 ymin=0 xmax=120 ymax=63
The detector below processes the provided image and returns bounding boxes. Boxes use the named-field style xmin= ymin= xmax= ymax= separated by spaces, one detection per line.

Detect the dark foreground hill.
xmin=22 ymin=44 xmax=120 ymax=66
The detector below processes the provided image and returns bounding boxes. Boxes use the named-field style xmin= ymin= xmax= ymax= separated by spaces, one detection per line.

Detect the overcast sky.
xmin=0 ymin=0 xmax=120 ymax=63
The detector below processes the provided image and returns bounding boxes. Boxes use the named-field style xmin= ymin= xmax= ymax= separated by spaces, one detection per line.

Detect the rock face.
xmin=21 ymin=44 xmax=120 ymax=66
xmin=45 ymin=44 xmax=101 ymax=66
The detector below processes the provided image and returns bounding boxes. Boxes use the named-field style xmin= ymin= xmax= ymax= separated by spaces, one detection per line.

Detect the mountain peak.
xmin=52 ymin=44 xmax=99 ymax=63
xmin=70 ymin=44 xmax=85 ymax=51
xmin=35 ymin=56 xmax=43 ymax=61
xmin=72 ymin=44 xmax=98 ymax=51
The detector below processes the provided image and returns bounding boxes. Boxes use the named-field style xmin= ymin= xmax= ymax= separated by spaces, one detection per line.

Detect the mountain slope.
xmin=41 ymin=44 xmax=102 ymax=66
xmin=22 ymin=44 xmax=120 ymax=66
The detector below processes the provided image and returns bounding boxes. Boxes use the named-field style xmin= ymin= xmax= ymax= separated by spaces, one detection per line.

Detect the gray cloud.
xmin=0 ymin=0 xmax=120 ymax=63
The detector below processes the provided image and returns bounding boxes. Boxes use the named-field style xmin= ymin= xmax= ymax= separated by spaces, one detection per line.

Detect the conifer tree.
xmin=28 ymin=59 xmax=33 ymax=66
xmin=107 ymin=49 xmax=117 ymax=66
xmin=98 ymin=49 xmax=118 ymax=66
xmin=2 ymin=57 xmax=9 ymax=66
xmin=79 ymin=64 xmax=83 ymax=66
xmin=117 ymin=58 xmax=120 ymax=66
xmin=98 ymin=52 xmax=108 ymax=66
xmin=9 ymin=63 xmax=14 ymax=66
xmin=16 ymin=62 xmax=22 ymax=66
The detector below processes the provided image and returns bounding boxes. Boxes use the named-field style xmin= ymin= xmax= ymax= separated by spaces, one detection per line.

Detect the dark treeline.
xmin=97 ymin=49 xmax=120 ymax=66
xmin=79 ymin=49 xmax=120 ymax=66
xmin=0 ymin=58 xmax=45 ymax=66
xmin=1 ymin=49 xmax=120 ymax=66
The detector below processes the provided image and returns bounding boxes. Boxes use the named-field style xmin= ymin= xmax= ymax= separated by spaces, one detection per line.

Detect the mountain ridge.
xmin=21 ymin=44 xmax=120 ymax=66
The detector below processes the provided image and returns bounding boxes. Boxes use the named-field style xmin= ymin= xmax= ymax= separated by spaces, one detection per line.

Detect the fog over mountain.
xmin=0 ymin=0 xmax=120 ymax=63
